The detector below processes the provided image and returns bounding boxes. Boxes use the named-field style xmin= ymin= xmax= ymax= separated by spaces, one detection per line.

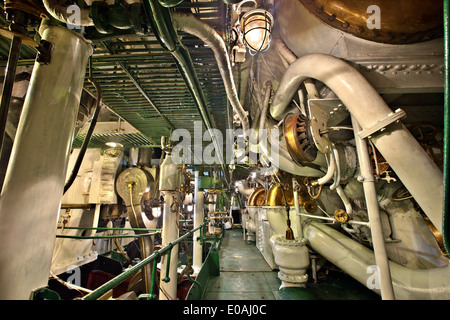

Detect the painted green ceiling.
xmin=0 ymin=0 xmax=232 ymax=149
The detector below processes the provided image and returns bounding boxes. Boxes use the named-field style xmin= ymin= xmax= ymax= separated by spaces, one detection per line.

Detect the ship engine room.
xmin=0 ymin=0 xmax=449 ymax=305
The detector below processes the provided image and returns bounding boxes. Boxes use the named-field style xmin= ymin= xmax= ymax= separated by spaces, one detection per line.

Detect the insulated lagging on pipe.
xmin=271 ymin=53 xmax=444 ymax=234
xmin=0 ymin=24 xmax=92 ymax=299
xmin=43 ymin=0 xmax=94 ymax=26
xmin=171 ymin=13 xmax=249 ymax=134
xmin=303 ymin=221 xmax=450 ymax=300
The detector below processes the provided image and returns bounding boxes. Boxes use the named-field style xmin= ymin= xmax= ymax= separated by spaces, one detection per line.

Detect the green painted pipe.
xmin=443 ymin=0 xmax=450 ymax=254
xmin=187 ymin=274 xmax=202 ymax=300
xmin=81 ymin=221 xmax=208 ymax=300
xmin=142 ymin=0 xmax=229 ymax=186
xmin=162 ymin=245 xmax=173 ymax=282
xmin=158 ymin=0 xmax=184 ymax=7
xmin=148 ymin=252 xmax=159 ymax=300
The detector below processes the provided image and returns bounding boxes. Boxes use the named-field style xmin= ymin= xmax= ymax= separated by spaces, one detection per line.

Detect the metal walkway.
xmin=203 ymin=228 xmax=282 ymax=300
xmin=201 ymin=228 xmax=381 ymax=300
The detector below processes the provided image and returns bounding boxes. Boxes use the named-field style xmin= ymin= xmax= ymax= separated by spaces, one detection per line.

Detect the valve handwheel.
xmin=408 ymin=122 xmax=444 ymax=167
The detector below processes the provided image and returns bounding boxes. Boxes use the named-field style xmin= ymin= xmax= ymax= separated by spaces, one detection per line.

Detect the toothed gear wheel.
xmin=283 ymin=113 xmax=318 ymax=165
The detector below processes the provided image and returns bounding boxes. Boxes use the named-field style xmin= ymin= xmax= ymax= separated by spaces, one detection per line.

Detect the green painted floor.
xmin=203 ymin=228 xmax=380 ymax=300
xmin=203 ymin=228 xmax=280 ymax=300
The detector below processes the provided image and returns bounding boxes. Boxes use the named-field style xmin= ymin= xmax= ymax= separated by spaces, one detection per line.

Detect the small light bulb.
xmin=106 ymin=142 xmax=123 ymax=148
xmin=152 ymin=207 xmax=161 ymax=218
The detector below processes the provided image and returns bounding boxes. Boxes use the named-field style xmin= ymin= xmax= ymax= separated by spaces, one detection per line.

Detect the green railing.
xmin=443 ymin=0 xmax=450 ymax=254
xmin=185 ymin=231 xmax=223 ymax=300
xmin=80 ymin=220 xmax=209 ymax=300
xmin=56 ymin=226 xmax=161 ymax=240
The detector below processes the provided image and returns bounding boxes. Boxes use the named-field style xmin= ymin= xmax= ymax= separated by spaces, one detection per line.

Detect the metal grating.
xmin=72 ymin=132 xmax=154 ymax=149
xmin=0 ymin=0 xmax=231 ymax=149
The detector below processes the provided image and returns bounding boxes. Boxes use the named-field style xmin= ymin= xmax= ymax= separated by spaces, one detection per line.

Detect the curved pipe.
xmin=235 ymin=180 xmax=255 ymax=198
xmin=329 ymin=145 xmax=340 ymax=190
xmin=303 ymin=221 xmax=450 ymax=300
xmin=172 ymin=13 xmax=249 ymax=134
xmin=271 ymin=53 xmax=444 ymax=233
xmin=43 ymin=0 xmax=94 ymax=26
xmin=317 ymin=151 xmax=335 ymax=186
xmin=274 ymin=36 xmax=319 ymax=99
xmin=336 ymin=185 xmax=352 ymax=215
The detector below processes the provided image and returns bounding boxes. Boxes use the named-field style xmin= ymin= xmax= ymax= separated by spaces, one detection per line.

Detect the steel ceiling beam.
xmin=101 ymin=40 xmax=176 ymax=131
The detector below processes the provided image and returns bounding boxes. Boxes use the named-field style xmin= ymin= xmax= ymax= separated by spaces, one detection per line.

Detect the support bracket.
xmin=358 ymin=108 xmax=407 ymax=140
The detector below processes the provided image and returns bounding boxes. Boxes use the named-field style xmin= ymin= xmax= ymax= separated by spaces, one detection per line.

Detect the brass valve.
xmin=334 ymin=209 xmax=349 ymax=224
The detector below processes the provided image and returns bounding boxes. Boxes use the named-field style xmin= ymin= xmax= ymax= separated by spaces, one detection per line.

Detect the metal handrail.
xmin=80 ymin=220 xmax=209 ymax=300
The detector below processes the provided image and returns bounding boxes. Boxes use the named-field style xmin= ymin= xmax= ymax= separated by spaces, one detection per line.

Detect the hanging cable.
xmin=63 ymin=59 xmax=102 ymax=194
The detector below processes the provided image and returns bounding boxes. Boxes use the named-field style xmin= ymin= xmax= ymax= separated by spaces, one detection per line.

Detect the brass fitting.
xmin=334 ymin=209 xmax=349 ymax=224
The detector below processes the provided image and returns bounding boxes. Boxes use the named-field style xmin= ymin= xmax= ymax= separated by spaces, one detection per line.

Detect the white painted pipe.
xmin=235 ymin=180 xmax=255 ymax=198
xmin=271 ymin=53 xmax=443 ymax=233
xmin=171 ymin=13 xmax=249 ymax=133
xmin=303 ymin=221 xmax=450 ymax=300
xmin=351 ymin=116 xmax=395 ymax=300
xmin=329 ymin=145 xmax=340 ymax=190
xmin=317 ymin=151 xmax=335 ymax=186
xmin=43 ymin=0 xmax=94 ymax=26
xmin=0 ymin=24 xmax=91 ymax=300
xmin=336 ymin=186 xmax=352 ymax=215
xmin=193 ymin=190 xmax=204 ymax=273
xmin=159 ymin=192 xmax=180 ymax=300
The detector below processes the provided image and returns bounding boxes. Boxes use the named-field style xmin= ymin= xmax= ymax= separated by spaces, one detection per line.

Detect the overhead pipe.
xmin=271 ymin=53 xmax=444 ymax=234
xmin=171 ymin=12 xmax=250 ymax=134
xmin=142 ymin=1 xmax=229 ymax=185
xmin=0 ymin=23 xmax=92 ymax=299
xmin=43 ymin=0 xmax=94 ymax=26
xmin=303 ymin=221 xmax=450 ymax=300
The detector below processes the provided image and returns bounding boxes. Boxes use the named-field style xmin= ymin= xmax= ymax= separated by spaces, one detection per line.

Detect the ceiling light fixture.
xmin=105 ymin=141 xmax=124 ymax=148
xmin=241 ymin=8 xmax=274 ymax=54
